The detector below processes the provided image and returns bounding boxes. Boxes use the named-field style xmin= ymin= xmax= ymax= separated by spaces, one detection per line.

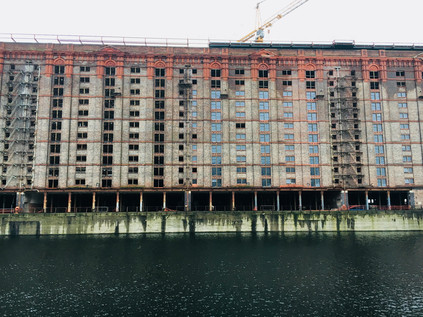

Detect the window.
xmin=79 ymin=88 xmax=89 ymax=94
xmin=308 ymin=134 xmax=318 ymax=143
xmin=211 ymin=80 xmax=221 ymax=88
xmin=235 ymin=69 xmax=245 ymax=75
xmin=284 ymin=123 xmax=294 ymax=129
xmin=259 ymin=112 xmax=269 ymax=121
xmin=77 ymin=132 xmax=87 ymax=139
xmin=211 ymin=134 xmax=221 ymax=142
xmin=261 ymin=156 xmax=271 ymax=165
xmin=306 ymin=81 xmax=315 ymax=89
xmin=283 ymin=91 xmax=293 ymax=97
xmin=282 ymin=70 xmax=292 ymax=75
xmin=211 ymin=156 xmax=221 ymax=164
xmin=404 ymin=167 xmax=413 ymax=173
xmin=236 ymin=134 xmax=246 ymax=140
xmin=131 ymin=67 xmax=141 ymax=73
xmin=310 ymin=179 xmax=320 ymax=187
xmin=105 ymin=67 xmax=116 ymax=76
xmin=261 ymin=167 xmax=271 ymax=176
xmin=235 ymin=101 xmax=245 ymax=107
xmin=80 ymin=66 xmax=90 ymax=72
xmin=284 ymin=134 xmax=294 ymax=140
xmin=211 ymin=91 xmax=221 ymax=99
xmin=286 ymin=167 xmax=295 ymax=173
xmin=396 ymin=71 xmax=405 ymax=77
xmin=377 ymin=179 xmax=387 ymax=187
xmin=211 ymin=101 xmax=221 ymax=109
xmin=212 ymin=167 xmax=222 ymax=176
xmin=370 ymin=82 xmax=379 ymax=90
xmin=237 ymin=179 xmax=247 ymax=184
xmin=371 ymin=92 xmax=380 ymax=100
xmin=309 ymin=145 xmax=319 ymax=153
xmin=369 ymin=71 xmax=379 ymax=79
xmin=76 ymin=156 xmax=87 ymax=162
xmin=399 ymin=113 xmax=408 ymax=119
xmin=259 ymin=81 xmax=268 ymax=88
xmin=371 ymin=103 xmax=381 ymax=111
xmin=236 ymin=156 xmax=246 ymax=162
xmin=401 ymin=134 xmax=410 ymax=140
xmin=308 ymin=123 xmax=318 ymax=132
xmin=236 ymin=145 xmax=246 ymax=151
xmin=259 ymin=102 xmax=269 ymax=110
xmin=372 ymin=113 xmax=382 ymax=121
xmin=212 ymin=145 xmax=222 ymax=153
xmin=286 ymin=156 xmax=295 ymax=162
xmin=286 ymin=179 xmax=296 ymax=184
xmin=376 ymin=167 xmax=386 ymax=176
xmin=211 ymin=123 xmax=221 ymax=131
xmin=260 ymin=134 xmax=270 ymax=142
xmin=285 ymin=145 xmax=294 ymax=151
xmin=80 ymin=77 xmax=90 ymax=83
xmin=284 ymin=112 xmax=293 ymax=118
xmin=375 ymin=145 xmax=384 ymax=154
xmin=235 ymin=80 xmax=245 ymax=86
xmin=237 ymin=167 xmax=247 ymax=173
xmin=129 ymin=156 xmax=139 ymax=162
xmin=259 ymin=91 xmax=269 ymax=99
xmin=307 ymin=102 xmax=316 ymax=110
xmin=397 ymin=82 xmax=406 ymax=87
xmin=260 ymin=123 xmax=270 ymax=131
xmin=129 ymin=133 xmax=139 ymax=139
xmin=211 ymin=112 xmax=221 ymax=120
xmin=376 ymin=156 xmax=385 ymax=164
xmin=212 ymin=179 xmax=222 ymax=187
xmin=235 ymin=91 xmax=245 ymax=96
xmin=403 ymin=156 xmax=412 ymax=162
xmin=398 ymin=92 xmax=406 ymax=98
xmin=78 ymin=121 xmax=88 ymax=128
xmin=262 ymin=179 xmax=271 ymax=186
xmin=282 ymin=81 xmax=292 ymax=86
xmin=236 ymin=112 xmax=245 ymax=118
xmin=405 ymin=178 xmax=414 ymax=184
xmin=130 ymin=111 xmax=140 ymax=117
xmin=131 ymin=78 xmax=141 ymax=84
xmin=309 ymin=156 xmax=319 ymax=164
xmin=131 ymin=100 xmax=141 ymax=106
xmin=306 ymin=92 xmax=316 ymax=100
xmin=76 ymin=167 xmax=86 ymax=174
xmin=374 ymin=135 xmax=383 ymax=143
xmin=398 ymin=103 xmax=407 ymax=108
xmin=54 ymin=65 xmax=65 ymax=74
xmin=211 ymin=69 xmax=221 ymax=77
xmin=261 ymin=145 xmax=270 ymax=153
xmin=129 ymin=144 xmax=139 ymax=151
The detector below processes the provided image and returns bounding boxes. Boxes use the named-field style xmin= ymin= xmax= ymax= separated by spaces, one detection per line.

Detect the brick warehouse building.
xmin=0 ymin=37 xmax=422 ymax=212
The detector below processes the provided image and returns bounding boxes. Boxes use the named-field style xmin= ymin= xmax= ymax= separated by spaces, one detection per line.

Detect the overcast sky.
xmin=0 ymin=0 xmax=422 ymax=44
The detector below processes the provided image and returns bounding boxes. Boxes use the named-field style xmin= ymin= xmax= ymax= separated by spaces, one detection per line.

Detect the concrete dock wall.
xmin=1 ymin=210 xmax=423 ymax=236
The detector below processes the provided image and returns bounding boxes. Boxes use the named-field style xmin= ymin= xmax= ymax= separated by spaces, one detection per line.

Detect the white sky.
xmin=0 ymin=0 xmax=422 ymax=44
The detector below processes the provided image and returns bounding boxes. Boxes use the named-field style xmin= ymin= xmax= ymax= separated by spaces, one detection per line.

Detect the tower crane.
xmin=238 ymin=0 xmax=310 ymax=43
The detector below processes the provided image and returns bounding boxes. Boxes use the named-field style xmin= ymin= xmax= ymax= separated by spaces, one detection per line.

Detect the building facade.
xmin=0 ymin=40 xmax=422 ymax=212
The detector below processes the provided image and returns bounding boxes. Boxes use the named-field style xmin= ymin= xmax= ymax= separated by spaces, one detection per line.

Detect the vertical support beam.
xmin=365 ymin=190 xmax=369 ymax=210
xmin=321 ymin=191 xmax=325 ymax=210
xmin=43 ymin=192 xmax=47 ymax=213
xmin=387 ymin=190 xmax=391 ymax=210
xmin=409 ymin=190 xmax=415 ymax=209
xmin=254 ymin=191 xmax=258 ymax=211
xmin=209 ymin=192 xmax=213 ymax=211
xmin=231 ymin=191 xmax=235 ymax=211
xmin=299 ymin=191 xmax=303 ymax=211
xmin=185 ymin=191 xmax=191 ymax=212
xmin=115 ymin=192 xmax=120 ymax=212
xmin=139 ymin=192 xmax=143 ymax=212
xmin=276 ymin=191 xmax=280 ymax=211
xmin=162 ymin=192 xmax=166 ymax=210
xmin=67 ymin=192 xmax=71 ymax=213
xmin=92 ymin=192 xmax=96 ymax=212
xmin=344 ymin=190 xmax=349 ymax=210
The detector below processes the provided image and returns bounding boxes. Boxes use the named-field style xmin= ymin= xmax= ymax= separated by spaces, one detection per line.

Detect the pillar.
xmin=162 ymin=192 xmax=166 ymax=210
xmin=43 ymin=192 xmax=47 ymax=213
xmin=67 ymin=192 xmax=71 ymax=213
xmin=409 ymin=190 xmax=415 ymax=209
xmin=387 ymin=190 xmax=391 ymax=210
xmin=365 ymin=190 xmax=369 ymax=210
xmin=115 ymin=192 xmax=120 ymax=212
xmin=209 ymin=192 xmax=213 ymax=211
xmin=276 ymin=191 xmax=280 ymax=211
xmin=139 ymin=192 xmax=143 ymax=212
xmin=299 ymin=191 xmax=303 ymax=211
xmin=185 ymin=191 xmax=191 ymax=212
xmin=321 ymin=191 xmax=325 ymax=210
xmin=344 ymin=190 xmax=349 ymax=209
xmin=254 ymin=191 xmax=258 ymax=211
xmin=92 ymin=192 xmax=96 ymax=212
xmin=231 ymin=191 xmax=235 ymax=211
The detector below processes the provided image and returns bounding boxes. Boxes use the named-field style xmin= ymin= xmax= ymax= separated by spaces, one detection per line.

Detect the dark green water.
xmin=1 ymin=233 xmax=423 ymax=317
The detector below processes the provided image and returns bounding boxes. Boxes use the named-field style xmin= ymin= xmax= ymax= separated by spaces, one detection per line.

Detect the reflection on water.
xmin=0 ymin=232 xmax=423 ymax=316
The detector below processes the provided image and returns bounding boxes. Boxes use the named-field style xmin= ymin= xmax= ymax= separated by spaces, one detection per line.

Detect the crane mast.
xmin=238 ymin=0 xmax=310 ymax=43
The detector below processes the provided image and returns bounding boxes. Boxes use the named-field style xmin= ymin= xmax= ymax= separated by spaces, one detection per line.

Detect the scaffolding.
xmin=329 ymin=68 xmax=363 ymax=188
xmin=178 ymin=65 xmax=193 ymax=211
xmin=1 ymin=61 xmax=39 ymax=197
